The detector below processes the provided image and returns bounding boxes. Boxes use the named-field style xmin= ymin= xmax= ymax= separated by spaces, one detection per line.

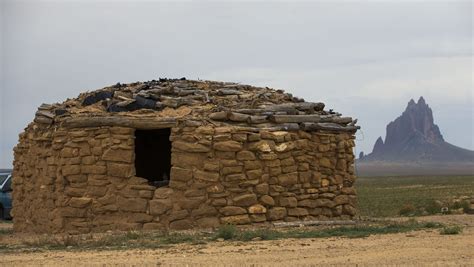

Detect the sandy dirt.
xmin=1 ymin=215 xmax=473 ymax=266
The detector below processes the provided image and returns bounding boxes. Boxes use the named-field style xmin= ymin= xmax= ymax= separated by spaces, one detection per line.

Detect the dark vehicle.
xmin=0 ymin=172 xmax=12 ymax=220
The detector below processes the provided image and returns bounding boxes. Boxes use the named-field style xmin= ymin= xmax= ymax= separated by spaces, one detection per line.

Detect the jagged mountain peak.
xmin=360 ymin=97 xmax=473 ymax=163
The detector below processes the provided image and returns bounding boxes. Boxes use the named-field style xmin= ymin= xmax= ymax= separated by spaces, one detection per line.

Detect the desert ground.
xmin=1 ymin=175 xmax=473 ymax=266
xmin=0 ymin=215 xmax=473 ymax=266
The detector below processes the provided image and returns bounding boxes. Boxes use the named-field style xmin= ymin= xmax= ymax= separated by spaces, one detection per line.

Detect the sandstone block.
xmin=343 ymin=204 xmax=357 ymax=216
xmin=255 ymin=183 xmax=269 ymax=195
xmin=169 ymin=219 xmax=193 ymax=230
xmin=62 ymin=165 xmax=81 ymax=176
xmin=236 ymin=150 xmax=256 ymax=160
xmin=194 ymin=170 xmax=219 ymax=182
xmin=341 ymin=187 xmax=356 ymax=195
xmin=184 ymin=189 xmax=206 ymax=197
xmin=107 ymin=162 xmax=133 ymax=177
xmin=220 ymin=215 xmax=250 ymax=225
xmin=118 ymin=197 xmax=147 ymax=212
xmin=222 ymin=166 xmax=243 ymax=175
xmin=225 ymin=173 xmax=246 ymax=181
xmin=154 ymin=187 xmax=174 ymax=199
xmin=196 ymin=217 xmax=220 ymax=228
xmin=127 ymin=213 xmax=154 ymax=223
xmin=192 ymin=205 xmax=218 ymax=218
xmin=65 ymin=175 xmax=87 ymax=183
xmin=288 ymin=208 xmax=309 ymax=217
xmin=69 ymin=197 xmax=92 ymax=208
xmin=170 ymin=167 xmax=193 ymax=182
xmin=65 ymin=187 xmax=86 ymax=197
xmin=211 ymin=198 xmax=227 ymax=207
xmin=247 ymin=169 xmax=263 ymax=180
xmin=82 ymin=165 xmax=107 ymax=175
xmin=204 ymin=162 xmax=220 ymax=172
xmin=248 ymin=140 xmax=274 ymax=152
xmin=279 ymin=197 xmax=297 ymax=207
xmin=233 ymin=193 xmax=258 ymax=206
xmin=260 ymin=195 xmax=275 ymax=206
xmin=219 ymin=206 xmax=247 ymax=216
xmin=248 ymin=204 xmax=267 ymax=214
xmin=173 ymin=141 xmax=210 ymax=152
xmin=139 ymin=190 xmax=154 ymax=199
xmin=298 ymin=199 xmax=318 ymax=208
xmin=102 ymin=148 xmax=133 ymax=163
xmin=149 ymin=199 xmax=173 ymax=215
xmin=60 ymin=147 xmax=79 ymax=158
xmin=280 ymin=157 xmax=295 ymax=166
xmin=169 ymin=210 xmax=189 ymax=222
xmin=315 ymin=199 xmax=335 ymax=208
xmin=250 ymin=214 xmax=267 ymax=222
xmin=278 ymin=172 xmax=298 ymax=186
xmin=275 ymin=142 xmax=295 ymax=152
xmin=321 ymin=179 xmax=330 ymax=187
xmin=267 ymin=207 xmax=287 ymax=221
xmin=207 ymin=184 xmax=224 ymax=193
xmin=319 ymin=158 xmax=332 ymax=168
xmin=177 ymin=197 xmax=206 ymax=210
xmin=60 ymin=207 xmax=86 ymax=218
xmin=213 ymin=141 xmax=242 ymax=152
xmin=244 ymin=161 xmax=261 ymax=170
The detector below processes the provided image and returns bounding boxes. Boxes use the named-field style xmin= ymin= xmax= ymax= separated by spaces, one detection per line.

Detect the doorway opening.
xmin=134 ymin=128 xmax=171 ymax=187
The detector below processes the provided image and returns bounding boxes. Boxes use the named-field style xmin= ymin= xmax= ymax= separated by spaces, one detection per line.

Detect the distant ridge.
xmin=358 ymin=97 xmax=474 ymax=176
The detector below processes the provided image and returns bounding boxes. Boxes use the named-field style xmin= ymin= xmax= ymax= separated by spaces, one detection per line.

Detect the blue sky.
xmin=1 ymin=0 xmax=472 ymax=168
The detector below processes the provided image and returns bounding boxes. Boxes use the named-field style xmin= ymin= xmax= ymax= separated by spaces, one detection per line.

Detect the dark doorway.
xmin=135 ymin=129 xmax=171 ymax=187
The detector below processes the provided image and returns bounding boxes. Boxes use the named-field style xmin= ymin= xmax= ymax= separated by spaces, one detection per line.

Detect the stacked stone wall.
xmin=12 ymin=123 xmax=357 ymax=234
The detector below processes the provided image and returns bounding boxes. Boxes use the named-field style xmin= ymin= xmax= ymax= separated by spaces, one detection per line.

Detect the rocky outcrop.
xmin=360 ymin=97 xmax=474 ymax=163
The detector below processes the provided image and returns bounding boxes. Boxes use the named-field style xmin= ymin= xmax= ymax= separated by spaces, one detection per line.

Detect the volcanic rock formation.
xmin=360 ymin=97 xmax=474 ymax=163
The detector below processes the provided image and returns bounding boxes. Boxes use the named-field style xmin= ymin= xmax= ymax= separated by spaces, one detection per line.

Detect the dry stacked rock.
xmin=12 ymin=78 xmax=359 ymax=234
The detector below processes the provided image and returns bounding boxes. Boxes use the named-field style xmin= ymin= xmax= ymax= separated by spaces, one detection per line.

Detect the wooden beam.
xmin=61 ymin=116 xmax=177 ymax=129
xmin=269 ymin=114 xmax=322 ymax=123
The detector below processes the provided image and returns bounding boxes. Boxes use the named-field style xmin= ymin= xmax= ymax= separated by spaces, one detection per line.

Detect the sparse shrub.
xmin=215 ymin=224 xmax=237 ymax=240
xmin=423 ymin=222 xmax=441 ymax=228
xmin=240 ymin=229 xmax=279 ymax=241
xmin=399 ymin=203 xmax=416 ymax=216
xmin=440 ymin=226 xmax=462 ymax=235
xmin=125 ymin=231 xmax=141 ymax=240
xmin=450 ymin=200 xmax=470 ymax=213
xmin=424 ymin=199 xmax=443 ymax=215
xmin=163 ymin=233 xmax=195 ymax=244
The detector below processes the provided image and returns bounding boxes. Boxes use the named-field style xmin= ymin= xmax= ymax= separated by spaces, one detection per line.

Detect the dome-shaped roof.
xmin=33 ymin=78 xmax=359 ymax=132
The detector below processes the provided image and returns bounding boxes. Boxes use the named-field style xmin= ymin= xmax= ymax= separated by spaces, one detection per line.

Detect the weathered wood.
xmin=300 ymin=122 xmax=359 ymax=132
xmin=247 ymin=115 xmax=268 ymax=124
xmin=233 ymin=123 xmax=300 ymax=132
xmin=35 ymin=110 xmax=55 ymax=119
xmin=34 ymin=116 xmax=53 ymax=125
xmin=228 ymin=112 xmax=249 ymax=122
xmin=209 ymin=111 xmax=228 ymax=121
xmin=260 ymin=102 xmax=325 ymax=112
xmin=269 ymin=114 xmax=322 ymax=123
xmin=217 ymin=89 xmax=243 ymax=95
xmin=62 ymin=116 xmax=177 ymax=129
xmin=273 ymin=220 xmax=356 ymax=228
xmin=331 ymin=117 xmax=353 ymax=124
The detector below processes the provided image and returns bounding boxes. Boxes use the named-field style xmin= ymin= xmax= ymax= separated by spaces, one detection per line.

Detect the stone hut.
xmin=12 ymin=79 xmax=359 ymax=234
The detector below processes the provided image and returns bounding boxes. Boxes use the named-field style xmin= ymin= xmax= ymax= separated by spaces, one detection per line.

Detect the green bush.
xmin=215 ymin=224 xmax=237 ymax=240
xmin=440 ymin=226 xmax=462 ymax=235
